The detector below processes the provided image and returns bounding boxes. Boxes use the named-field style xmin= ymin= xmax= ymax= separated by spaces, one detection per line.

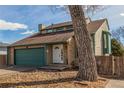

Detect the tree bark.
xmin=68 ymin=5 xmax=98 ymax=81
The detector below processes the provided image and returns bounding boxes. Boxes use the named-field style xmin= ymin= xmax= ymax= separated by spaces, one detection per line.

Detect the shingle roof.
xmin=11 ymin=31 xmax=74 ymax=46
xmin=10 ymin=19 xmax=107 ymax=46
xmin=42 ymin=19 xmax=106 ymax=33
xmin=87 ymin=19 xmax=107 ymax=33
xmin=43 ymin=21 xmax=72 ymax=30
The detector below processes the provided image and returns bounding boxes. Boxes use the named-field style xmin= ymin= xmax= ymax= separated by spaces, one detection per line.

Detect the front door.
xmin=53 ymin=44 xmax=64 ymax=63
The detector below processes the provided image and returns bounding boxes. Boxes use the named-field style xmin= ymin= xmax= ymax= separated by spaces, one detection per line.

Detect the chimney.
xmin=38 ymin=24 xmax=46 ymax=33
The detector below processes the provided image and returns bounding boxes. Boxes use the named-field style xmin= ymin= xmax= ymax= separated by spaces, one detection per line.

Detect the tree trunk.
xmin=68 ymin=5 xmax=98 ymax=81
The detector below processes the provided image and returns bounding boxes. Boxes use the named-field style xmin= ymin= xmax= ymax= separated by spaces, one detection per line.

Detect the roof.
xmin=43 ymin=21 xmax=72 ymax=30
xmin=11 ymin=31 xmax=74 ymax=46
xmin=42 ymin=19 xmax=106 ymax=33
xmin=87 ymin=19 xmax=107 ymax=33
xmin=10 ymin=19 xmax=107 ymax=47
xmin=0 ymin=42 xmax=9 ymax=47
xmin=42 ymin=17 xmax=91 ymax=30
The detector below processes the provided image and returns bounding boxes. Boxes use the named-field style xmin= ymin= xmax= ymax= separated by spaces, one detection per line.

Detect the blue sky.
xmin=0 ymin=5 xmax=124 ymax=43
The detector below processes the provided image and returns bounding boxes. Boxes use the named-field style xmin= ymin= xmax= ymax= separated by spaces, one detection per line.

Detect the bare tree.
xmin=112 ymin=26 xmax=124 ymax=45
xmin=49 ymin=5 xmax=106 ymax=81
xmin=69 ymin=5 xmax=98 ymax=81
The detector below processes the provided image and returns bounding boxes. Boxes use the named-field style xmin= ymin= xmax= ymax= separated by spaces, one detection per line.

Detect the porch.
xmin=45 ymin=37 xmax=75 ymax=68
xmin=46 ymin=43 xmax=68 ymax=65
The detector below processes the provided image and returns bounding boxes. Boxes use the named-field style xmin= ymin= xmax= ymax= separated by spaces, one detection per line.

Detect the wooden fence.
xmin=96 ymin=56 xmax=124 ymax=77
xmin=0 ymin=55 xmax=7 ymax=65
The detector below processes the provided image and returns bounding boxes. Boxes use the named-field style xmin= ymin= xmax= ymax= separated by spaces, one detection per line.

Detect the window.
xmin=103 ymin=31 xmax=111 ymax=54
xmin=52 ymin=29 xmax=57 ymax=32
xmin=103 ymin=33 xmax=108 ymax=54
xmin=46 ymin=26 xmax=73 ymax=33
xmin=108 ymin=35 xmax=111 ymax=54
xmin=61 ymin=49 xmax=64 ymax=60
xmin=104 ymin=34 xmax=107 ymax=48
xmin=56 ymin=27 xmax=64 ymax=32
xmin=0 ymin=48 xmax=7 ymax=51
xmin=47 ymin=29 xmax=53 ymax=33
xmin=55 ymin=47 xmax=59 ymax=49
xmin=66 ymin=25 xmax=73 ymax=30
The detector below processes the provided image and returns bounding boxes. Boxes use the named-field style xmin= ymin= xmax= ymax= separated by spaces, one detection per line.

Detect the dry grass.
xmin=0 ymin=70 xmax=107 ymax=88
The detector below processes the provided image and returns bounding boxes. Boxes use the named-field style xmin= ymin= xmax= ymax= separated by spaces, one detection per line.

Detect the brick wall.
xmin=46 ymin=45 xmax=52 ymax=65
xmin=8 ymin=47 xmax=14 ymax=65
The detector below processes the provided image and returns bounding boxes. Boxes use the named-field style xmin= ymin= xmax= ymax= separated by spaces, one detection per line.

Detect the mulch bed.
xmin=0 ymin=70 xmax=108 ymax=88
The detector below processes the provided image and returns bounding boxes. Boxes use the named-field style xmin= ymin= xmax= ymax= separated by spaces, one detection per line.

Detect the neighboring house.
xmin=7 ymin=18 xmax=111 ymax=67
xmin=0 ymin=42 xmax=9 ymax=55
xmin=0 ymin=42 xmax=9 ymax=65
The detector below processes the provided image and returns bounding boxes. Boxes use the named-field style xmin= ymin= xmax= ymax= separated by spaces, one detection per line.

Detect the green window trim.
xmin=102 ymin=31 xmax=111 ymax=54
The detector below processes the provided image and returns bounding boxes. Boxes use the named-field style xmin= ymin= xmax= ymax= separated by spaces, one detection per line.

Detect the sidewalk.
xmin=105 ymin=79 xmax=124 ymax=88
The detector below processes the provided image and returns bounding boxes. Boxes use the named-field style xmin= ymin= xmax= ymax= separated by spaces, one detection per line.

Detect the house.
xmin=7 ymin=18 xmax=111 ymax=67
xmin=0 ymin=42 xmax=9 ymax=65
xmin=0 ymin=42 xmax=9 ymax=55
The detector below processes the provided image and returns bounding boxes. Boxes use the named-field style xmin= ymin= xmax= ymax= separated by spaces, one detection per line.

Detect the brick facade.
xmin=8 ymin=47 xmax=14 ymax=65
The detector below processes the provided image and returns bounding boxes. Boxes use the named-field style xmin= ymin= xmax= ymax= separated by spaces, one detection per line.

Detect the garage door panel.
xmin=15 ymin=48 xmax=45 ymax=67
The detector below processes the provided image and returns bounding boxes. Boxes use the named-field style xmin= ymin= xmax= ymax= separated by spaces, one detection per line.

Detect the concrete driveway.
xmin=0 ymin=69 xmax=17 ymax=76
xmin=106 ymin=79 xmax=124 ymax=88
xmin=0 ymin=66 xmax=35 ymax=76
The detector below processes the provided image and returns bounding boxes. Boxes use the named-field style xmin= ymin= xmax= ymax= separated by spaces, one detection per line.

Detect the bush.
xmin=111 ymin=38 xmax=124 ymax=56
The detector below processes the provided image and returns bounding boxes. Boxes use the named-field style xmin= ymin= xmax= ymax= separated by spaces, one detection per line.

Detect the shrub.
xmin=111 ymin=38 xmax=124 ymax=56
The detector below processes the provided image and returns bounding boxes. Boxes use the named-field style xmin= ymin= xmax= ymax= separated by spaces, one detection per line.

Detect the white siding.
xmin=0 ymin=48 xmax=7 ymax=55
xmin=94 ymin=20 xmax=109 ymax=56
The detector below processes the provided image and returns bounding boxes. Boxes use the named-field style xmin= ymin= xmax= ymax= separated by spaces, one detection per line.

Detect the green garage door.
xmin=15 ymin=48 xmax=45 ymax=67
